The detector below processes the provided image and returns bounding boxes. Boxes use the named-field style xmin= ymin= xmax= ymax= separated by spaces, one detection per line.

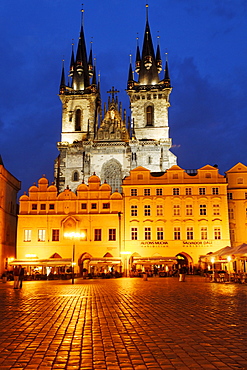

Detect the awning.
xmin=9 ymin=258 xmax=72 ymax=266
xmin=133 ymin=256 xmax=177 ymax=264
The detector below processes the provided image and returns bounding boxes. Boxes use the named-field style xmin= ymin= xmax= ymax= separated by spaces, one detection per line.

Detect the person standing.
xmin=13 ymin=265 xmax=21 ymax=289
xmin=19 ymin=267 xmax=25 ymax=288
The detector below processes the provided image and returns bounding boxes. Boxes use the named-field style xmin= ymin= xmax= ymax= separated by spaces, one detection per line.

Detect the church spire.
xmin=59 ymin=59 xmax=66 ymax=94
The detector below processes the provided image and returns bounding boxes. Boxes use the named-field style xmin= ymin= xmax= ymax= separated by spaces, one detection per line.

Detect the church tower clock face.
xmin=55 ymin=6 xmax=176 ymax=193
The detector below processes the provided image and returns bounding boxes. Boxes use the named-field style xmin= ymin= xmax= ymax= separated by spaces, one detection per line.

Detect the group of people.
xmin=13 ymin=265 xmax=25 ymax=289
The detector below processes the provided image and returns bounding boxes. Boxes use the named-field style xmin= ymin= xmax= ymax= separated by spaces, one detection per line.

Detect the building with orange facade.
xmin=0 ymin=156 xmax=21 ymax=273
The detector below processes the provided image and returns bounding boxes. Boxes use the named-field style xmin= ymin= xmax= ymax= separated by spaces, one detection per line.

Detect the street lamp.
xmin=64 ymin=232 xmax=84 ymax=284
xmin=211 ymin=257 xmax=215 ymax=282
xmin=227 ymin=255 xmax=231 ymax=283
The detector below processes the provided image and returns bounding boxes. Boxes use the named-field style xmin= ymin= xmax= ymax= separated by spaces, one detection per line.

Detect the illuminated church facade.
xmin=54 ymin=7 xmax=176 ymax=194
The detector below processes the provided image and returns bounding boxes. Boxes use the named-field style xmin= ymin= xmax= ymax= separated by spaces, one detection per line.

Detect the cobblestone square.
xmin=0 ymin=276 xmax=247 ymax=369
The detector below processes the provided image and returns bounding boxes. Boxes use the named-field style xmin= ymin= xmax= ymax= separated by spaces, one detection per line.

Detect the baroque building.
xmin=0 ymin=156 xmax=21 ymax=273
xmin=54 ymin=7 xmax=176 ymax=194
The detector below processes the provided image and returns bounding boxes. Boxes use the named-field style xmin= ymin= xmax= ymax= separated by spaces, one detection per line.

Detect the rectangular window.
xmin=144 ymin=205 xmax=151 ymax=216
xmin=245 ymin=193 xmax=247 ymax=200
xmin=156 ymin=205 xmax=163 ymax=216
xmin=94 ymin=229 xmax=102 ymax=241
xmin=230 ymin=229 xmax=235 ymax=242
xmin=186 ymin=205 xmax=193 ymax=216
xmin=156 ymin=188 xmax=163 ymax=196
xmin=91 ymin=203 xmax=97 ymax=209
xmin=103 ymin=203 xmax=110 ymax=209
xmin=52 ymin=229 xmax=59 ymax=241
xmin=173 ymin=188 xmax=180 ymax=195
xmin=144 ymin=188 xmax=151 ymax=196
xmin=212 ymin=187 xmax=219 ymax=195
xmin=32 ymin=204 xmax=37 ymax=210
xmin=186 ymin=188 xmax=192 ymax=195
xmin=24 ymin=230 xmax=31 ymax=242
xmin=246 ymin=208 xmax=247 ymax=218
xmin=214 ymin=228 xmax=221 ymax=240
xmin=131 ymin=227 xmax=138 ymax=240
xmin=227 ymin=193 xmax=232 ymax=200
xmin=38 ymin=229 xmax=46 ymax=242
xmin=187 ymin=227 xmax=193 ymax=240
xmin=213 ymin=204 xmax=220 ymax=216
xmin=80 ymin=229 xmax=87 ymax=241
xmin=228 ymin=208 xmax=234 ymax=219
xmin=145 ymin=227 xmax=151 ymax=240
xmin=174 ymin=227 xmax=181 ymax=240
xmin=200 ymin=204 xmax=207 ymax=216
xmin=40 ymin=204 xmax=46 ymax=210
xmin=81 ymin=203 xmax=87 ymax=210
xmin=173 ymin=205 xmax=180 ymax=216
xmin=199 ymin=188 xmax=206 ymax=195
xmin=109 ymin=229 xmax=116 ymax=241
xmin=131 ymin=205 xmax=138 ymax=217
xmin=201 ymin=227 xmax=207 ymax=240
xmin=49 ymin=204 xmax=55 ymax=210
xmin=131 ymin=189 xmax=137 ymax=196
xmin=157 ymin=227 xmax=164 ymax=240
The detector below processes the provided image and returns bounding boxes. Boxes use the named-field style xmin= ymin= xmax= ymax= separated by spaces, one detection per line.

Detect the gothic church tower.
xmin=55 ymin=6 xmax=176 ymax=193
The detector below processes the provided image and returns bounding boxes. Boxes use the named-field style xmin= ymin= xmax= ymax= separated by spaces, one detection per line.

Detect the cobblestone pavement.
xmin=0 ymin=276 xmax=247 ymax=370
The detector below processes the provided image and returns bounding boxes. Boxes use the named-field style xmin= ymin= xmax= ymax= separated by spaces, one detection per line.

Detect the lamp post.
xmin=64 ymin=232 xmax=84 ymax=284
xmin=211 ymin=257 xmax=215 ymax=282
xmin=227 ymin=255 xmax=231 ymax=283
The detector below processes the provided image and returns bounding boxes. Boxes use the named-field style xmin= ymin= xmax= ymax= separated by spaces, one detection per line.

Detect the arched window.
xmin=72 ymin=171 xmax=79 ymax=182
xmin=75 ymin=109 xmax=81 ymax=131
xmin=146 ymin=105 xmax=154 ymax=126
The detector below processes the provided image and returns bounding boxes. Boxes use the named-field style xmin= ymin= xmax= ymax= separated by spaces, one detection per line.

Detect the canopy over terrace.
xmin=9 ymin=258 xmax=72 ymax=267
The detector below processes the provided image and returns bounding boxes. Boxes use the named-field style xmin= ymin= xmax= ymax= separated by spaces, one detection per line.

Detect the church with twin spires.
xmin=54 ymin=6 xmax=177 ymax=193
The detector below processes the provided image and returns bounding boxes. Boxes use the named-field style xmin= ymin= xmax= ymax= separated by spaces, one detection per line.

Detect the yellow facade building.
xmin=122 ymin=165 xmax=231 ymax=271
xmin=226 ymin=163 xmax=247 ymax=248
xmin=0 ymin=157 xmax=21 ymax=273
xmin=16 ymin=175 xmax=123 ymax=277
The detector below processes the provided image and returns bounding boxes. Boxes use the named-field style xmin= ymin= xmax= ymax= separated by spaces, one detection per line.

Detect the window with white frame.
xmin=228 ymin=209 xmax=234 ymax=219
xmin=144 ymin=188 xmax=151 ymax=196
xmin=131 ymin=189 xmax=138 ymax=196
xmin=94 ymin=229 xmax=102 ymax=241
xmin=24 ymin=230 xmax=31 ymax=242
xmin=199 ymin=188 xmax=206 ymax=195
xmin=174 ymin=227 xmax=181 ymax=240
xmin=131 ymin=227 xmax=138 ymax=240
xmin=200 ymin=204 xmax=207 ymax=216
xmin=52 ymin=229 xmax=59 ymax=241
xmin=173 ymin=188 xmax=180 ymax=195
xmin=186 ymin=204 xmax=193 ymax=216
xmin=186 ymin=188 xmax=192 ymax=195
xmin=212 ymin=187 xmax=219 ymax=195
xmin=173 ymin=204 xmax=180 ymax=216
xmin=131 ymin=205 xmax=138 ymax=217
xmin=156 ymin=188 xmax=163 ymax=196
xmin=144 ymin=205 xmax=151 ymax=216
xmin=213 ymin=204 xmax=220 ymax=216
xmin=109 ymin=229 xmax=116 ymax=241
xmin=156 ymin=205 xmax=163 ymax=216
xmin=157 ymin=227 xmax=164 ymax=240
xmin=227 ymin=193 xmax=232 ymax=200
xmin=201 ymin=227 xmax=207 ymax=240
xmin=214 ymin=228 xmax=221 ymax=240
xmin=230 ymin=229 xmax=235 ymax=242
xmin=145 ymin=227 xmax=151 ymax=240
xmin=186 ymin=227 xmax=193 ymax=240
xmin=38 ymin=229 xmax=46 ymax=242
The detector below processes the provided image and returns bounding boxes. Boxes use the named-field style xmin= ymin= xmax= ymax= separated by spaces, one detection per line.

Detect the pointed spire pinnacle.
xmin=88 ymin=39 xmax=94 ymax=78
xmin=59 ymin=59 xmax=66 ymax=94
xmin=164 ymin=53 xmax=171 ymax=87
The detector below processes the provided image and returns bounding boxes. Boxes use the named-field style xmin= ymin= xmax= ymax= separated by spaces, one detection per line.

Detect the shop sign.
xmin=183 ymin=241 xmax=213 ymax=247
xmin=140 ymin=241 xmax=169 ymax=247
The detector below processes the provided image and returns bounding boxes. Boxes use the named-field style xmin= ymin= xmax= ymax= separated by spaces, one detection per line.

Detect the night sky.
xmin=1 ymin=0 xmax=246 ymax=194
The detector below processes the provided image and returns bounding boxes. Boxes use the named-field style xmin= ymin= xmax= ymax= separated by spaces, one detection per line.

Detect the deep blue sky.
xmin=0 ymin=0 xmax=246 ymax=194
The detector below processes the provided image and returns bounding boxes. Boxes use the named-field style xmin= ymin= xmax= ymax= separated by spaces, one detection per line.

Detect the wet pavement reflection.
xmin=0 ymin=276 xmax=247 ymax=369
